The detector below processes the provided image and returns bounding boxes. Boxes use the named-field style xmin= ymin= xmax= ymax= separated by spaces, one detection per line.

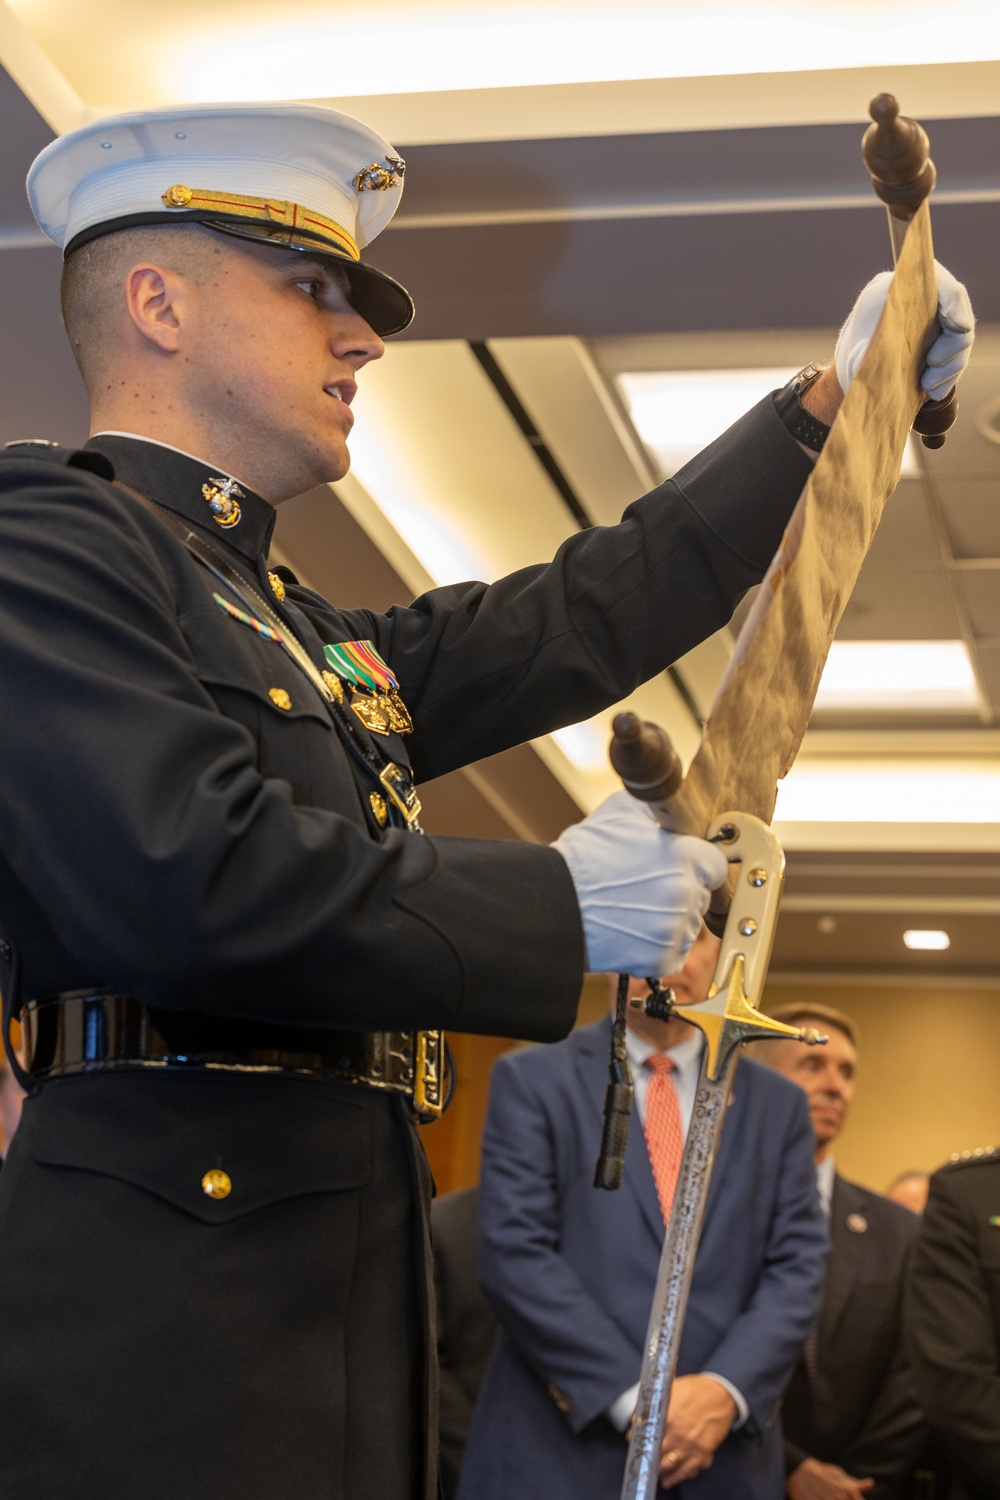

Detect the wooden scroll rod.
xmin=863 ymin=93 xmax=957 ymax=448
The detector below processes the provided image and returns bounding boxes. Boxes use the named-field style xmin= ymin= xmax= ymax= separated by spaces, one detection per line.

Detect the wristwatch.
xmin=773 ymin=364 xmax=831 ymax=452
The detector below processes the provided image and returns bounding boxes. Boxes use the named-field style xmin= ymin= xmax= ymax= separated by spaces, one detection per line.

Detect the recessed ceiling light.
xmin=903 ymin=929 xmax=950 ymax=951
xmin=814 ymin=640 xmax=979 ymax=714
xmin=550 ymin=718 xmax=611 ymax=771
xmin=617 ymin=368 xmax=922 ymax=480
xmin=617 ymin=368 xmax=799 ymax=477
xmin=774 ymin=762 xmax=1000 ymax=823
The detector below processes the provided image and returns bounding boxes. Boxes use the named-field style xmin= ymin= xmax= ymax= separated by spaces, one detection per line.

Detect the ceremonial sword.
xmin=594 ymin=714 xmax=826 ymax=1500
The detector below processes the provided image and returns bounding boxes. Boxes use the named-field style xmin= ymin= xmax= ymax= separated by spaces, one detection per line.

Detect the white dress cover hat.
xmin=27 ymin=101 xmax=414 ymax=336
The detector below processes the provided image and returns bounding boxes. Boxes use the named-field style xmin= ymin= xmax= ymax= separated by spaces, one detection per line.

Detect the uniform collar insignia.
xmin=202 ymin=475 xmax=244 ymax=528
xmin=84 ymin=434 xmax=276 ymax=562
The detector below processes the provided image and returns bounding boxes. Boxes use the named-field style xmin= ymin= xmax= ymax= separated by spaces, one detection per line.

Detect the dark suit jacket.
xmin=0 ymin=405 xmax=811 ymax=1500
xmin=782 ymin=1175 xmax=925 ymax=1497
xmin=458 ymin=1018 xmax=828 ymax=1500
xmin=907 ymin=1152 xmax=1000 ymax=1500
xmin=432 ymin=1187 xmax=498 ymax=1500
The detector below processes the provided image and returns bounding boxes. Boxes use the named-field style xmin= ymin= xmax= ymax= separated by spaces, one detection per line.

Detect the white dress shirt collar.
xmin=815 ymin=1153 xmax=837 ymax=1218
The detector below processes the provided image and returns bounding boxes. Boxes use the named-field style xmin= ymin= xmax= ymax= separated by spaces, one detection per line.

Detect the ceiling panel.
xmin=344 ymin=338 xmax=577 ymax=582
xmin=486 ymin=336 xmax=654 ymax=526
xmin=383 ymin=200 xmax=1000 ymax=343
xmin=829 ymin=567 xmax=962 ymax=639
xmin=975 ymin=644 xmax=1000 ymax=709
xmin=395 ymin=116 xmax=1000 ymax=226
xmin=864 ymin=478 xmax=941 ymax=566
xmin=771 ymin=908 xmax=999 ymax=976
xmin=957 ymin=571 xmax=1000 ymax=638
xmin=934 ymin=475 xmax=1000 ymax=558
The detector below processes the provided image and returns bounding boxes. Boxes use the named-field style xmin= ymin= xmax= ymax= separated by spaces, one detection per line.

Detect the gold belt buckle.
xmin=413 ymin=1030 xmax=446 ymax=1120
xmin=379 ymin=762 xmax=422 ymax=830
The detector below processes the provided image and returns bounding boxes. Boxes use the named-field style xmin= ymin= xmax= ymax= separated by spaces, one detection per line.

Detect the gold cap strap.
xmin=161 ymin=184 xmax=360 ymax=261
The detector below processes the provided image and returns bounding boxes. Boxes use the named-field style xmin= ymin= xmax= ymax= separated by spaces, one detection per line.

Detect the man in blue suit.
xmin=458 ymin=927 xmax=827 ymax=1498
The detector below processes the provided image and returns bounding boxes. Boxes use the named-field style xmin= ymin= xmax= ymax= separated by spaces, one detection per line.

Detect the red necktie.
xmin=643 ymin=1053 xmax=685 ymax=1226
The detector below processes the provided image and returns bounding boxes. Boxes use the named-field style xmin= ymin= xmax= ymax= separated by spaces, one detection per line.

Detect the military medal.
xmin=201 ymin=476 xmax=244 ymax=528
xmin=322 ymin=640 xmax=412 ymax=735
xmin=349 ymin=690 xmax=392 ymax=736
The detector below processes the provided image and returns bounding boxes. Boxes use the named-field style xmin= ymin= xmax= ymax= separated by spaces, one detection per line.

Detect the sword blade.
xmin=620 ymin=1051 xmax=739 ymax=1500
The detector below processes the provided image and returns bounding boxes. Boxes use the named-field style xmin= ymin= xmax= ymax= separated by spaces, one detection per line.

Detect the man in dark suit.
xmin=761 ymin=1004 xmax=926 ymax=1500
xmin=906 ymin=1146 xmax=1000 ymax=1500
xmin=458 ymin=927 xmax=828 ymax=1499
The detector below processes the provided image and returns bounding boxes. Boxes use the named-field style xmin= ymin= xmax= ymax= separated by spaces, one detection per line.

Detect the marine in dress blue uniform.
xmin=0 ymin=102 xmax=821 ymax=1500
xmin=906 ymin=1146 xmax=1000 ymax=1500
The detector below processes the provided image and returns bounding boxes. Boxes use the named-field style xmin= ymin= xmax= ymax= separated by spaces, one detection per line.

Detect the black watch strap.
xmin=773 ymin=364 xmax=831 ymax=452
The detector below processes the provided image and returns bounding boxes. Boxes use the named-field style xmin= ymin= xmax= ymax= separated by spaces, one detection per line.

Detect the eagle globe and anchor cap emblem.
xmin=201 ymin=475 xmax=245 ymax=528
xmin=353 ymin=155 xmax=406 ymax=193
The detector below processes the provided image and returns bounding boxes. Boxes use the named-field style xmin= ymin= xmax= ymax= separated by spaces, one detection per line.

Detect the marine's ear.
xmin=123 ymin=263 xmax=186 ymax=354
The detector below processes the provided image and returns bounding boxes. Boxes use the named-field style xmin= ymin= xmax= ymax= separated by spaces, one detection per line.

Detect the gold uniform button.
xmin=202 ymin=1169 xmax=232 ymax=1200
xmin=369 ymin=792 xmax=389 ymax=828
xmin=267 ymin=570 xmax=286 ymax=602
xmin=269 ymin=687 xmax=292 ymax=711
xmin=321 ymin=669 xmax=345 ymax=703
xmin=162 ymin=183 xmax=194 ymax=207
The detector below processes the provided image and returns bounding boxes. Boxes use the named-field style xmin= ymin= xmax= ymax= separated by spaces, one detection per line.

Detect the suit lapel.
xmin=572 ymin=1018 xmax=663 ymax=1246
xmin=820 ymin=1175 xmax=869 ymax=1343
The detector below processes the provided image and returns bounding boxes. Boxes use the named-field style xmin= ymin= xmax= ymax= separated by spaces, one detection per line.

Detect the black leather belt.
xmin=22 ymin=992 xmax=451 ymax=1121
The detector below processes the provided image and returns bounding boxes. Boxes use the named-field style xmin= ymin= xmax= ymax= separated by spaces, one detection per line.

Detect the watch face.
xmin=774 ymin=367 xmax=830 ymax=451
xmin=792 ymin=363 xmax=822 ymax=394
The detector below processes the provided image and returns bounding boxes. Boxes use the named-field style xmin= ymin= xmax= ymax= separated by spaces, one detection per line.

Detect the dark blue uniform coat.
xmin=459 ymin=1018 xmax=828 ymax=1500
xmin=0 ymin=403 xmax=812 ymax=1500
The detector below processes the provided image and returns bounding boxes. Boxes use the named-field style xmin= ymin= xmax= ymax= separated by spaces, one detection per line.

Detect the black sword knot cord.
xmin=594 ymin=976 xmax=674 ymax=1190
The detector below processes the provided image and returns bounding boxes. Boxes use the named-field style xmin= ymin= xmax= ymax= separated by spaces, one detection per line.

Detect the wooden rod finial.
xmin=863 ymin=92 xmax=936 ymax=220
xmin=609 ymin=712 xmax=683 ymax=804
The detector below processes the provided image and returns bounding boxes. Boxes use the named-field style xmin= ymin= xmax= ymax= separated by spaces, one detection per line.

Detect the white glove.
xmin=552 ymin=791 xmax=729 ymax=977
xmin=835 ymin=261 xmax=974 ymax=400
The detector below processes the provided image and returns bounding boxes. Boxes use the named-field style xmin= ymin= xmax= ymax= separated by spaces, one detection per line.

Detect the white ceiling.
xmin=6 ymin=0 xmax=1000 ymax=142
xmin=9 ymin=0 xmax=1000 ymax=110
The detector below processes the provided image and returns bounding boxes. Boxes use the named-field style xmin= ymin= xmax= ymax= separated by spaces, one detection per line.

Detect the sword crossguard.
xmin=668 ymin=810 xmax=828 ymax=1079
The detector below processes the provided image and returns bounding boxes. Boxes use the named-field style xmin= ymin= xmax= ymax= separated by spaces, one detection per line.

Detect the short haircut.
xmin=60 ymin=223 xmax=222 ymax=387
xmin=766 ymin=1001 xmax=858 ymax=1048
xmin=887 ymin=1168 xmax=928 ymax=1190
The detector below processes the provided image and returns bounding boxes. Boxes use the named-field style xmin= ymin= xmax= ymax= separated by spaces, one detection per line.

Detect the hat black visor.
xmin=64 ymin=210 xmax=415 ymax=337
